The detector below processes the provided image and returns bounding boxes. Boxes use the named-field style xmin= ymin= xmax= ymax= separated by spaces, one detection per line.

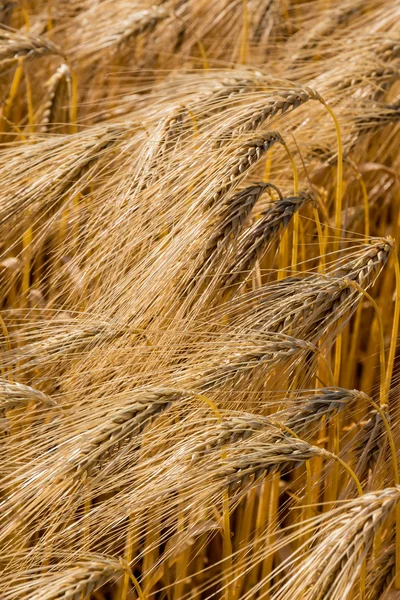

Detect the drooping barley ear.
xmin=70 ymin=388 xmax=186 ymax=477
xmin=184 ymin=182 xmax=284 ymax=305
xmin=272 ymin=488 xmax=400 ymax=600
xmin=138 ymin=106 xmax=190 ymax=190
xmin=197 ymin=334 xmax=313 ymax=391
xmin=236 ymin=86 xmax=322 ymax=130
xmin=160 ymin=106 xmax=189 ymax=154
xmin=284 ymin=387 xmax=364 ymax=434
xmin=292 ymin=3 xmax=364 ymax=55
xmin=267 ymin=237 xmax=393 ymax=337
xmin=337 ymin=64 xmax=400 ymax=91
xmin=216 ymin=86 xmax=321 ymax=145
xmin=39 ymin=63 xmax=72 ymax=133
xmin=212 ymin=131 xmax=283 ymax=204
xmin=68 ymin=6 xmax=173 ymax=68
xmin=111 ymin=7 xmax=169 ymax=52
xmin=221 ymin=435 xmax=324 ymax=492
xmin=207 ymin=240 xmax=391 ymax=353
xmin=355 ymin=102 xmax=400 ymax=130
xmin=378 ymin=40 xmax=400 ymax=62
xmin=338 ymin=237 xmax=393 ymax=286
xmin=252 ymin=0 xmax=276 ymax=43
xmin=191 ymin=387 xmax=361 ymax=460
xmin=199 ymin=76 xmax=259 ymax=117
xmin=307 ymin=490 xmax=400 ymax=600
xmin=28 ymin=557 xmax=123 ymax=600
xmin=223 ymin=191 xmax=312 ymax=288
xmin=203 ymin=182 xmax=282 ymax=263
xmin=0 ymin=378 xmax=56 ymax=413
xmin=0 ymin=124 xmax=134 ymax=250
xmin=1 ymin=322 xmax=136 ymax=375
xmin=0 ymin=25 xmax=64 ymax=69
xmin=55 ymin=124 xmax=132 ymax=197
xmin=353 ymin=409 xmax=386 ymax=482
xmin=190 ymin=414 xmax=278 ymax=460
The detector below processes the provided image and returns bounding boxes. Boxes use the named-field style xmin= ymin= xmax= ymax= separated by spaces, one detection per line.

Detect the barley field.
xmin=0 ymin=1 xmax=400 ymax=598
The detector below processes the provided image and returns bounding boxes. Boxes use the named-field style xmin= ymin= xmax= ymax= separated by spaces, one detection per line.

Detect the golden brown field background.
xmin=0 ymin=0 xmax=400 ymax=598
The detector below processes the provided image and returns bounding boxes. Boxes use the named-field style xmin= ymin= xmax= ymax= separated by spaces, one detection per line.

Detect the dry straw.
xmin=1 ymin=1 xmax=400 ymax=599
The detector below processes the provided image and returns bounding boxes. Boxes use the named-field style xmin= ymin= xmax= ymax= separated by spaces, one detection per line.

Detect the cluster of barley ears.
xmin=0 ymin=0 xmax=400 ymax=598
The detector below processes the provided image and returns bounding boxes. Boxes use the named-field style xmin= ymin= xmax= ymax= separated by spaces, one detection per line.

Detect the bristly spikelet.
xmin=222 ymin=435 xmax=325 ymax=491
xmin=0 ymin=379 xmax=55 ymax=413
xmin=191 ymin=387 xmax=362 ymax=459
xmin=69 ymin=388 xmax=185 ymax=477
xmin=39 ymin=63 xmax=72 ymax=133
xmin=25 ymin=557 xmax=124 ymax=600
xmin=113 ymin=7 xmax=169 ymax=52
xmin=190 ymin=413 xmax=277 ymax=460
xmin=271 ymin=488 xmax=400 ymax=600
xmin=353 ymin=409 xmax=386 ymax=481
xmin=217 ymin=86 xmax=321 ymax=144
xmin=201 ymin=182 xmax=282 ymax=265
xmin=212 ymin=132 xmax=283 ymax=203
xmin=366 ymin=543 xmax=395 ymax=599
xmin=263 ymin=238 xmax=392 ymax=336
xmin=223 ymin=191 xmax=312 ymax=287
xmin=283 ymin=387 xmax=364 ymax=433
xmin=0 ymin=26 xmax=64 ymax=69
xmin=196 ymin=334 xmax=313 ymax=390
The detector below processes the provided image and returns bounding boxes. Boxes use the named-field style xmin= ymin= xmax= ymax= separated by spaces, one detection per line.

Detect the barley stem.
xmin=240 ymin=0 xmax=249 ymax=65
xmin=321 ymin=101 xmax=343 ymax=253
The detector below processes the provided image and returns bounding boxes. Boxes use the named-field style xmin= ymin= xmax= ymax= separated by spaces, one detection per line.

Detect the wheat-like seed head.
xmin=197 ymin=334 xmax=313 ymax=390
xmin=191 ymin=387 xmax=360 ymax=462
xmin=284 ymin=387 xmax=364 ymax=432
xmin=266 ymin=238 xmax=393 ymax=336
xmin=271 ymin=488 xmax=400 ymax=600
xmin=212 ymin=132 xmax=283 ymax=203
xmin=0 ymin=25 xmax=64 ymax=68
xmin=337 ymin=63 xmax=400 ymax=90
xmin=224 ymin=191 xmax=312 ymax=287
xmin=39 ymin=63 xmax=72 ymax=133
xmin=27 ymin=557 xmax=123 ymax=600
xmin=190 ymin=414 xmax=277 ymax=459
xmin=203 ymin=182 xmax=282 ymax=262
xmin=69 ymin=387 xmax=186 ymax=477
xmin=217 ymin=86 xmax=322 ymax=144
xmin=222 ymin=435 xmax=324 ymax=490
xmin=366 ymin=543 xmax=395 ymax=600
xmin=113 ymin=7 xmax=169 ymax=51
xmin=0 ymin=379 xmax=56 ymax=412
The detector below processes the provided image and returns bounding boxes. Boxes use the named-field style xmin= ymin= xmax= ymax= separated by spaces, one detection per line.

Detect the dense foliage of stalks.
xmin=1 ymin=0 xmax=400 ymax=598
